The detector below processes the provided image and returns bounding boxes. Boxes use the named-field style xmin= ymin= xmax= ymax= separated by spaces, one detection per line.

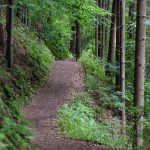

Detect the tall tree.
xmin=107 ymin=0 xmax=116 ymax=65
xmin=115 ymin=0 xmax=126 ymax=130
xmin=101 ymin=0 xmax=106 ymax=58
xmin=70 ymin=25 xmax=76 ymax=55
xmin=116 ymin=0 xmax=121 ymax=89
xmin=120 ymin=0 xmax=126 ymax=131
xmin=134 ymin=0 xmax=147 ymax=147
xmin=5 ymin=0 xmax=14 ymax=68
xmin=95 ymin=0 xmax=99 ymax=56
xmin=0 ymin=12 xmax=6 ymax=52
xmin=98 ymin=0 xmax=102 ymax=57
xmin=75 ymin=20 xmax=80 ymax=60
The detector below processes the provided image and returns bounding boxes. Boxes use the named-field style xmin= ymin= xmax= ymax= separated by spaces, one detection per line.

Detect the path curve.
xmin=23 ymin=60 xmax=109 ymax=150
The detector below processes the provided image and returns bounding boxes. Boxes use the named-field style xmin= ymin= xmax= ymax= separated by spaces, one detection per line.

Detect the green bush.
xmin=58 ymin=93 xmax=128 ymax=149
xmin=79 ymin=50 xmax=107 ymax=81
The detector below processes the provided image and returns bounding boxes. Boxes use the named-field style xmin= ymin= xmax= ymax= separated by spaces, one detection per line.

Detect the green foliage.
xmin=16 ymin=0 xmax=109 ymax=59
xmin=79 ymin=49 xmax=107 ymax=81
xmin=0 ymin=23 xmax=54 ymax=149
xmin=58 ymin=92 xmax=128 ymax=149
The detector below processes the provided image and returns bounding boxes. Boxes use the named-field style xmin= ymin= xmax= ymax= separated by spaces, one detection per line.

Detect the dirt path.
xmin=23 ymin=60 xmax=109 ymax=150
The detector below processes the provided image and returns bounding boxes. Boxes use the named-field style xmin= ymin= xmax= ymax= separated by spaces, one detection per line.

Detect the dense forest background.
xmin=0 ymin=0 xmax=150 ymax=150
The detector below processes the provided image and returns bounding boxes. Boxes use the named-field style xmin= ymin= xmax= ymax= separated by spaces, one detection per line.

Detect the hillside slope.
xmin=0 ymin=22 xmax=54 ymax=150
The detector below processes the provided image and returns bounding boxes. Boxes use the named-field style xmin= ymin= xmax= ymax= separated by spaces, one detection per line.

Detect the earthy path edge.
xmin=23 ymin=60 xmax=109 ymax=150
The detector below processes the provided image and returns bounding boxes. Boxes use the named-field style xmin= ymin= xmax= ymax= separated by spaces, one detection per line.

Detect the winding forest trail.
xmin=23 ymin=60 xmax=109 ymax=150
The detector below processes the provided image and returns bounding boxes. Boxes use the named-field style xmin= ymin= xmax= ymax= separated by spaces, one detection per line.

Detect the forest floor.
xmin=23 ymin=60 xmax=109 ymax=150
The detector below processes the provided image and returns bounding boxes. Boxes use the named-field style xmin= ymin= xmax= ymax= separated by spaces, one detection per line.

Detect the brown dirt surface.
xmin=23 ymin=60 xmax=110 ymax=150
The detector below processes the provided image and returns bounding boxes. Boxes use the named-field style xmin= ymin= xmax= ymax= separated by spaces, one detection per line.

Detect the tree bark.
xmin=98 ymin=0 xmax=102 ymax=57
xmin=75 ymin=20 xmax=80 ymax=60
xmin=0 ymin=13 xmax=6 ymax=52
xmin=116 ymin=0 xmax=121 ymax=89
xmin=134 ymin=0 xmax=146 ymax=147
xmin=120 ymin=0 xmax=126 ymax=132
xmin=70 ymin=25 xmax=76 ymax=55
xmin=95 ymin=0 xmax=99 ymax=56
xmin=5 ymin=0 xmax=14 ymax=68
xmin=107 ymin=0 xmax=116 ymax=64
xmin=101 ymin=0 xmax=106 ymax=59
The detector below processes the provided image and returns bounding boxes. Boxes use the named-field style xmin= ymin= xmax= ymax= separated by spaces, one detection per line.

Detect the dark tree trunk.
xmin=75 ymin=20 xmax=80 ymax=60
xmin=101 ymin=0 xmax=106 ymax=58
xmin=0 ymin=13 xmax=6 ymax=52
xmin=5 ymin=0 xmax=14 ymax=68
xmin=116 ymin=0 xmax=121 ymax=89
xmin=70 ymin=25 xmax=76 ymax=55
xmin=95 ymin=0 xmax=99 ymax=56
xmin=98 ymin=0 xmax=102 ymax=57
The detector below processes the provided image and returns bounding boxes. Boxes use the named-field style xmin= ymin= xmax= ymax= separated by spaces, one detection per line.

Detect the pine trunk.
xmin=107 ymin=0 xmax=116 ymax=64
xmin=98 ymin=0 xmax=102 ymax=57
xmin=101 ymin=0 xmax=106 ymax=58
xmin=120 ymin=0 xmax=126 ymax=132
xmin=75 ymin=20 xmax=80 ymax=60
xmin=70 ymin=25 xmax=76 ymax=55
xmin=116 ymin=0 xmax=121 ymax=89
xmin=95 ymin=0 xmax=99 ymax=56
xmin=5 ymin=0 xmax=14 ymax=68
xmin=0 ymin=13 xmax=6 ymax=52
xmin=134 ymin=0 xmax=146 ymax=147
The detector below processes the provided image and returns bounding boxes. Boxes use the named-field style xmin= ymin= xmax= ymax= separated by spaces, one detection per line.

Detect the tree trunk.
xmin=107 ymin=0 xmax=116 ymax=64
xmin=70 ymin=25 xmax=76 ymax=55
xmin=101 ymin=0 xmax=106 ymax=58
xmin=75 ymin=20 xmax=80 ymax=60
xmin=98 ymin=0 xmax=102 ymax=57
xmin=5 ymin=0 xmax=14 ymax=68
xmin=116 ymin=0 xmax=121 ymax=89
xmin=120 ymin=0 xmax=126 ymax=132
xmin=95 ymin=0 xmax=99 ymax=56
xmin=0 ymin=13 xmax=6 ymax=52
xmin=95 ymin=25 xmax=99 ymax=57
xmin=134 ymin=0 xmax=146 ymax=147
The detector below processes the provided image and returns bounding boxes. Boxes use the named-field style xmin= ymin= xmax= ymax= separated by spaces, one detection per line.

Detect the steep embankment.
xmin=0 ymin=23 xmax=54 ymax=150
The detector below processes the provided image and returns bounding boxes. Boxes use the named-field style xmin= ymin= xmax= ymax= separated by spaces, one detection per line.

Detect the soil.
xmin=23 ymin=60 xmax=110 ymax=150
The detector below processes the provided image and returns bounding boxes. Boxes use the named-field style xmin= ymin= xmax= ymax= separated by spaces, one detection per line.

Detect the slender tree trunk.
xmin=107 ymin=0 xmax=116 ymax=64
xmin=116 ymin=0 xmax=121 ymax=89
xmin=95 ymin=0 xmax=99 ymax=56
xmin=101 ymin=0 xmax=106 ymax=58
xmin=70 ymin=25 xmax=76 ymax=55
xmin=0 ymin=13 xmax=6 ymax=52
xmin=75 ymin=20 xmax=80 ymax=60
xmin=105 ymin=0 xmax=110 ymax=47
xmin=133 ymin=0 xmax=146 ymax=147
xmin=120 ymin=0 xmax=126 ymax=132
xmin=5 ymin=0 xmax=14 ymax=68
xmin=98 ymin=0 xmax=102 ymax=57
xmin=95 ymin=25 xmax=99 ymax=56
